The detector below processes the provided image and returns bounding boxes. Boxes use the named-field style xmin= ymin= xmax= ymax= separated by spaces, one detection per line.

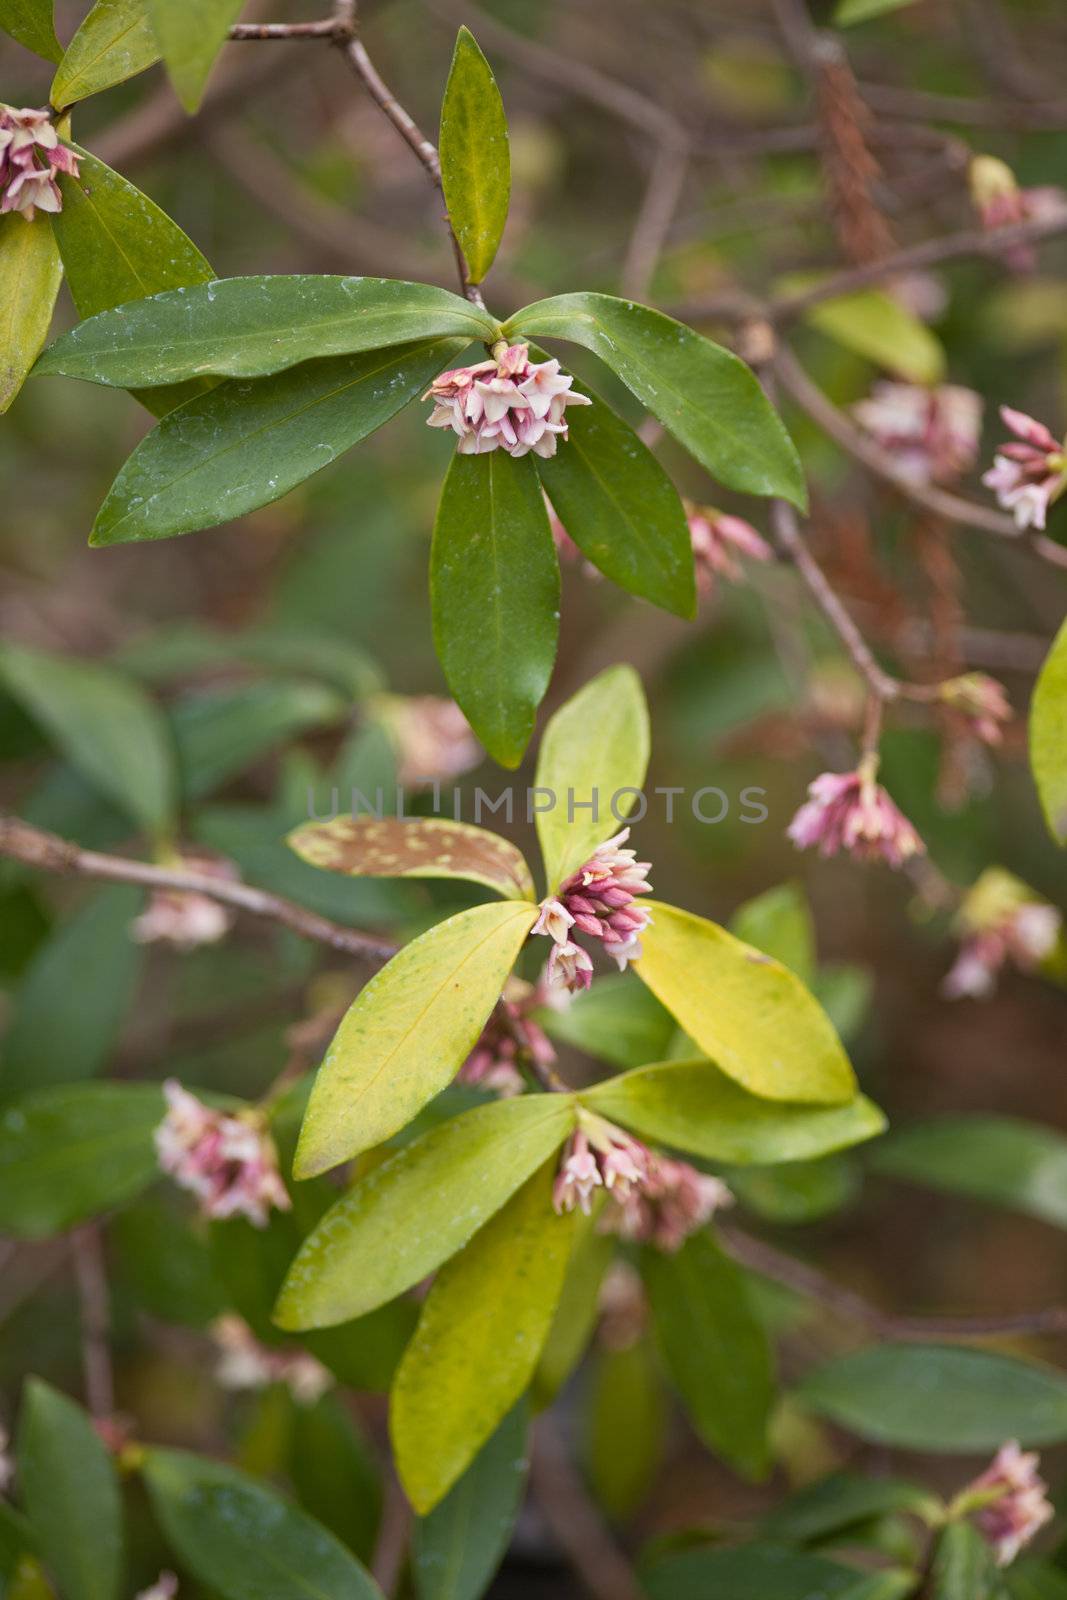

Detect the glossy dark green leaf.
xmin=504 ymin=293 xmax=806 ymax=507
xmin=581 ymin=1058 xmax=884 ymax=1164
xmin=50 ymin=0 xmax=159 ymax=106
xmin=0 ymin=640 xmax=176 ymax=839
xmin=0 ymin=0 xmax=61 ymax=60
xmin=1031 ymin=616 xmax=1067 ymax=845
xmin=798 ymin=1344 xmax=1067 ymax=1450
xmin=0 ymin=214 xmax=62 ymax=414
xmin=290 ymin=1397 xmax=382 ymax=1565
xmin=586 ymin=1338 xmax=665 ymax=1518
xmin=36 ymin=276 xmax=495 ymax=387
xmin=729 ymin=881 xmax=816 ymax=985
xmin=872 ymin=1115 xmax=1067 ymax=1228
xmin=431 ymin=449 xmax=559 ymax=768
xmin=412 ymin=1402 xmax=528 ymax=1600
xmin=91 ymin=337 xmax=464 ymax=545
xmin=930 ymin=1522 xmax=1004 ymax=1600
xmin=142 ymin=1448 xmax=384 ymax=1600
xmin=643 ymin=1543 xmax=916 ymax=1600
xmin=2 ymin=886 xmax=144 ymax=1096
xmin=536 ymin=379 xmax=695 ymax=616
xmin=146 ymin=0 xmax=245 ymax=111
xmin=440 ymin=27 xmax=510 ymax=285
xmin=17 ymin=1379 xmax=123 ymax=1600
xmin=643 ymin=1229 xmax=774 ymax=1479
xmin=0 ymin=1081 xmax=163 ymax=1237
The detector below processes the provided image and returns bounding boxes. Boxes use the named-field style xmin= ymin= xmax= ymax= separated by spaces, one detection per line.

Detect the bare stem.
xmin=530 ymin=1416 xmax=644 ymax=1600
xmin=71 ymin=1225 xmax=114 ymax=1420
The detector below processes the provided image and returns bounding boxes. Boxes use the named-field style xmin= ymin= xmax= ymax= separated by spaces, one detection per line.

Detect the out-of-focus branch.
xmin=530 ymin=1416 xmax=644 ymax=1600
xmin=71 ymin=1225 xmax=114 ymax=1420
xmin=620 ymin=134 xmax=689 ymax=299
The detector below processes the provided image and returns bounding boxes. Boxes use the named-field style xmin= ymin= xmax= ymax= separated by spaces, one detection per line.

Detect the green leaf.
xmin=930 ymin=1522 xmax=1004 ymax=1600
xmin=0 ymin=641 xmax=176 ymax=839
xmin=293 ymin=901 xmax=538 ymax=1176
xmin=504 ymin=293 xmax=806 ymax=507
xmin=90 ymin=337 xmax=465 ymax=546
xmin=290 ymin=1397 xmax=382 ymax=1565
xmin=643 ymin=1230 xmax=774 ymax=1479
xmin=540 ymin=972 xmax=676 ymax=1071
xmin=1008 ymin=1561 xmax=1067 ymax=1600
xmin=17 ymin=1380 xmax=123 ymax=1600
xmin=36 ymin=276 xmax=496 ymax=387
xmin=170 ymin=679 xmax=347 ymax=800
xmin=142 ymin=1448 xmax=384 ymax=1600
xmin=634 ymin=903 xmax=856 ymax=1103
xmin=728 ymin=882 xmax=816 ymax=984
xmin=642 ymin=1544 xmax=915 ymax=1600
xmin=728 ymin=1155 xmax=857 ymax=1225
xmin=802 ymin=288 xmax=945 ymax=385
xmin=1031 ymin=616 xmax=1067 ymax=844
xmin=0 ymin=0 xmax=61 ymax=60
xmin=835 ymin=0 xmax=920 ymax=22
xmin=440 ymin=27 xmax=510 ymax=285
xmin=872 ymin=1115 xmax=1067 ymax=1228
xmin=536 ymin=378 xmax=696 ymax=617
xmin=534 ymin=1214 xmax=613 ymax=1403
xmin=51 ymin=0 xmax=160 ymax=106
xmin=0 ymin=1082 xmax=164 ymax=1237
xmin=146 ymin=0 xmax=244 ymax=112
xmin=582 ymin=1059 xmax=883 ymax=1162
xmin=2 ymin=886 xmax=144 ymax=1097
xmin=0 ymin=215 xmax=62 ymax=414
xmin=586 ymin=1339 xmax=665 ymax=1518
xmin=798 ymin=1344 xmax=1067 ymax=1450
xmin=533 ymin=664 xmax=650 ymax=891
xmin=289 ymin=816 xmax=535 ymax=901
xmin=760 ymin=1472 xmax=937 ymax=1546
xmin=412 ymin=1402 xmax=527 ymax=1600
xmin=275 ymin=1094 xmax=576 ymax=1330
xmin=391 ymin=1162 xmax=573 ymax=1512
xmin=431 ymin=449 xmax=559 ymax=769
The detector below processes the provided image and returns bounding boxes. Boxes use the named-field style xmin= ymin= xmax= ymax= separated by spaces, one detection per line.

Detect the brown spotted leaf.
xmin=288 ymin=815 xmax=536 ymax=902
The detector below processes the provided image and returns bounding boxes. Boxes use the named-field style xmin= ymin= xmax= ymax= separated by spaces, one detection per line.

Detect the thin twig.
xmin=370 ymin=1470 xmax=412 ymax=1596
xmin=71 ymin=1225 xmax=115 ymax=1420
xmin=620 ymin=135 xmax=689 ymax=299
xmin=530 ymin=1415 xmax=644 ymax=1600
xmin=228 ymin=18 xmax=344 ymax=39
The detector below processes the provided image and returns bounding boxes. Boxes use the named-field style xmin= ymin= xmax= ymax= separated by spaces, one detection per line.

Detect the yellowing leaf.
xmin=51 ymin=0 xmax=159 ymax=107
xmin=288 ymin=816 xmax=535 ymax=901
xmin=440 ymin=26 xmax=510 ymax=285
xmin=0 ymin=215 xmax=61 ymax=415
xmin=802 ymin=287 xmax=945 ymax=385
xmin=391 ymin=1161 xmax=573 ymax=1512
xmin=275 ymin=1095 xmax=576 ymax=1330
xmin=1031 ymin=615 xmax=1067 ymax=844
xmin=534 ymin=664 xmax=650 ymax=892
xmin=634 ymin=902 xmax=855 ymax=1104
xmin=294 ymin=901 xmax=538 ymax=1178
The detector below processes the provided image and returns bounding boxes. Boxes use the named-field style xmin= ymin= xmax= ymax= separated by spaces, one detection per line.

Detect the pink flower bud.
xmin=425 ymin=343 xmax=591 ymax=460
xmin=211 ymin=1314 xmax=332 ymax=1405
xmin=376 ymin=695 xmax=481 ymax=787
xmin=0 ymin=104 xmax=79 ymax=220
xmin=943 ymin=870 xmax=1061 ymax=1000
xmin=939 ymin=673 xmax=1012 ymax=746
xmin=787 ymin=762 xmax=924 ymax=869
xmin=982 ymin=405 xmax=1067 ymax=530
xmin=962 ymin=1441 xmax=1053 ymax=1566
xmin=686 ymin=503 xmax=773 ymax=594
xmin=131 ymin=852 xmax=239 ymax=951
xmin=532 ymin=828 xmax=654 ymax=991
xmin=154 ymin=1082 xmax=291 ymax=1228
xmin=969 ymin=155 xmax=1067 ymax=272
xmin=135 ymin=1575 xmax=179 ymax=1600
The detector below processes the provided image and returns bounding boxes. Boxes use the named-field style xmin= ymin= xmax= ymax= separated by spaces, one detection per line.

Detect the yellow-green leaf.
xmin=634 ymin=902 xmax=855 ymax=1104
xmin=294 ymin=900 xmax=538 ymax=1178
xmin=275 ymin=1095 xmax=576 ymax=1330
xmin=1031 ymin=615 xmax=1067 ymax=844
xmin=440 ymin=27 xmax=510 ymax=285
xmin=835 ymin=0 xmax=919 ymax=22
xmin=51 ymin=0 xmax=159 ymax=107
xmin=288 ymin=815 xmax=535 ymax=901
xmin=581 ymin=1059 xmax=884 ymax=1164
xmin=146 ymin=0 xmax=245 ymax=112
xmin=802 ymin=287 xmax=945 ymax=385
xmin=0 ymin=216 xmax=61 ymax=415
xmin=390 ymin=1161 xmax=573 ymax=1512
xmin=534 ymin=664 xmax=650 ymax=892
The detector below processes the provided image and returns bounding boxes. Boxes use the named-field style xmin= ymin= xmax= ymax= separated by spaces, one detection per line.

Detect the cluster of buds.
xmin=943 ymin=869 xmax=1061 ymax=1000
xmin=375 ymin=694 xmax=481 ymax=788
xmin=425 ymin=341 xmax=590 ymax=459
xmin=131 ymin=851 xmax=239 ymax=951
xmin=154 ymin=1081 xmax=291 ymax=1228
xmin=969 ymin=155 xmax=1067 ymax=273
xmin=532 ymin=827 xmax=653 ymax=993
xmin=983 ymin=406 xmax=1067 ymax=531
xmin=686 ymin=503 xmax=773 ymax=595
xmin=938 ymin=673 xmax=1012 ymax=747
xmin=0 ymin=105 xmax=79 ymax=220
xmin=788 ymin=755 xmax=924 ymax=869
xmin=957 ymin=1441 xmax=1054 ymax=1566
xmin=211 ymin=1315 xmax=332 ymax=1405
xmin=553 ymin=1113 xmax=651 ymax=1215
xmin=852 ymin=381 xmax=983 ymax=485
xmin=457 ymin=977 xmax=558 ymax=1096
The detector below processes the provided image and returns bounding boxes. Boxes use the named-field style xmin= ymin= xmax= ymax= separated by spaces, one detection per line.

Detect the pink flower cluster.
xmin=457 ymin=980 xmax=558 ymax=1096
xmin=425 ymin=342 xmax=590 ymax=459
xmin=532 ymin=827 xmax=653 ymax=993
xmin=983 ymin=406 xmax=1067 ymax=531
xmin=0 ymin=105 xmax=79 ymax=220
xmin=788 ymin=760 xmax=924 ymax=868
xmin=155 ymin=1081 xmax=291 ymax=1228
xmin=970 ymin=154 xmax=1067 ymax=272
xmin=944 ymin=898 xmax=1060 ymax=1001
xmin=131 ymin=852 xmax=239 ymax=951
xmin=852 ymin=381 xmax=983 ymax=485
xmin=962 ymin=1441 xmax=1053 ymax=1566
xmin=211 ymin=1314 xmax=332 ymax=1405
xmin=378 ymin=694 xmax=481 ymax=788
xmin=939 ymin=673 xmax=1012 ymax=747
xmin=687 ymin=504 xmax=773 ymax=594
xmin=553 ymin=1113 xmax=733 ymax=1252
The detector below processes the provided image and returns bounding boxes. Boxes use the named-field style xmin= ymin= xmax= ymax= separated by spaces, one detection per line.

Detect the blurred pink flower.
xmin=982 ymin=406 xmax=1067 ymax=530
xmin=425 ymin=342 xmax=591 ymax=459
xmin=0 ymin=105 xmax=79 ymax=220
xmin=601 ymin=1153 xmax=734 ymax=1252
xmin=155 ymin=1082 xmax=291 ymax=1228
xmin=533 ymin=827 xmax=653 ymax=991
xmin=131 ymin=852 xmax=238 ymax=951
xmin=852 ymin=381 xmax=983 ymax=485
xmin=964 ymin=1441 xmax=1053 ymax=1566
xmin=135 ymin=1575 xmax=179 ymax=1600
xmin=687 ymin=505 xmax=773 ymax=593
xmin=211 ymin=1315 xmax=332 ymax=1405
xmin=788 ymin=760 xmax=924 ymax=868
xmin=970 ymin=155 xmax=1067 ymax=272
xmin=939 ymin=673 xmax=1012 ymax=746
xmin=378 ymin=694 xmax=481 ymax=788
xmin=943 ymin=898 xmax=1060 ymax=1001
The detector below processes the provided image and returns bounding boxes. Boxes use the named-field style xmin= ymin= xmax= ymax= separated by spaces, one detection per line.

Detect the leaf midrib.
xmin=55 ymin=6 xmax=157 ymax=101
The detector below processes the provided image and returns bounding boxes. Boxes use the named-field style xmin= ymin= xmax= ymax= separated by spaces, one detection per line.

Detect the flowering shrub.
xmin=2 ymin=3 xmax=1067 ymax=1599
